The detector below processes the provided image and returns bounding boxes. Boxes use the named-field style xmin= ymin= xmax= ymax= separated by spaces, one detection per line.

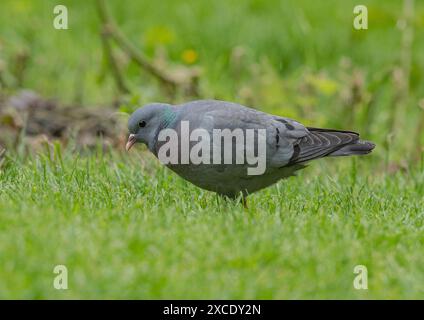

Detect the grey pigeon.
xmin=126 ymin=100 xmax=375 ymax=199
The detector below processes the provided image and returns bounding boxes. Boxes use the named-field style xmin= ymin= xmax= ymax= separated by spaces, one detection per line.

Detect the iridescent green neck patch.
xmin=161 ymin=108 xmax=177 ymax=128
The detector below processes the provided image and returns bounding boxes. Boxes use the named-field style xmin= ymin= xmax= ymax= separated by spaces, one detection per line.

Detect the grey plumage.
xmin=127 ymin=100 xmax=375 ymax=198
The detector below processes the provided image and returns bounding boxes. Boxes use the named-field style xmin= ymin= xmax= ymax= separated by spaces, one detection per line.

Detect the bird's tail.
xmin=327 ymin=139 xmax=375 ymax=156
xmin=289 ymin=127 xmax=375 ymax=164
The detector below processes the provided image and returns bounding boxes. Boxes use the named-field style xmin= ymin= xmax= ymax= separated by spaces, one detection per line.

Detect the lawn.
xmin=0 ymin=0 xmax=423 ymax=299
xmin=0 ymin=148 xmax=422 ymax=299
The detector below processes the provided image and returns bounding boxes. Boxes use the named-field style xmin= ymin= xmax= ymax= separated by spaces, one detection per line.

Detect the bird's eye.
xmin=139 ymin=121 xmax=146 ymax=128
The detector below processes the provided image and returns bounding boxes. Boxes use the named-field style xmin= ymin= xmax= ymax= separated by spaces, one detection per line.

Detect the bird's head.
xmin=126 ymin=103 xmax=173 ymax=151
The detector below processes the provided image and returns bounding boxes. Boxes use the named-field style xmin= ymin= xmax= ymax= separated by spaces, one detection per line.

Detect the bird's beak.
xmin=126 ymin=134 xmax=137 ymax=151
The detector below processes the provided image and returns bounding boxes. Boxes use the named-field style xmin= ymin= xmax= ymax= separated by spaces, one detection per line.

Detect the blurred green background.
xmin=1 ymin=0 xmax=423 ymax=160
xmin=0 ymin=0 xmax=423 ymax=299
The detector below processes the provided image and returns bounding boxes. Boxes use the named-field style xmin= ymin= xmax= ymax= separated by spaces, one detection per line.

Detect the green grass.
xmin=0 ymin=147 xmax=423 ymax=299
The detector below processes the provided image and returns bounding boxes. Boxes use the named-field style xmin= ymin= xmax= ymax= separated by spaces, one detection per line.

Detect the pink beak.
xmin=126 ymin=134 xmax=137 ymax=151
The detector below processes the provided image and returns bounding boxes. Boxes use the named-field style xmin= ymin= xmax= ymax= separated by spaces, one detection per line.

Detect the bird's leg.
xmin=242 ymin=196 xmax=248 ymax=209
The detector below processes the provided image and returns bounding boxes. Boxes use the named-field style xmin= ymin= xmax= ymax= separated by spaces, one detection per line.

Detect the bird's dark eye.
xmin=139 ymin=121 xmax=146 ymax=128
